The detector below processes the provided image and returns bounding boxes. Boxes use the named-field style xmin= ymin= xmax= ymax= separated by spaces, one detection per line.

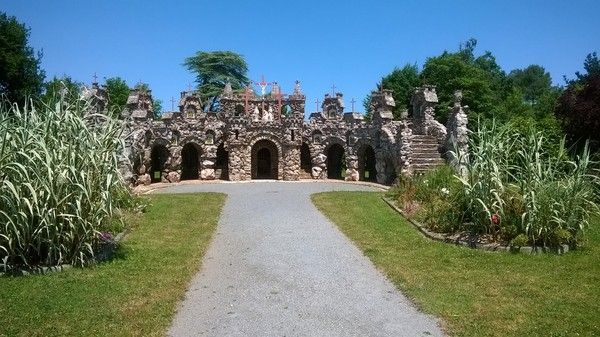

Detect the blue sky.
xmin=3 ymin=0 xmax=599 ymax=115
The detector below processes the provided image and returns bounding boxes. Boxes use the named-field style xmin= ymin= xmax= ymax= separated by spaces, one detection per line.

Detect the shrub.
xmin=453 ymin=121 xmax=598 ymax=247
xmin=0 ymin=97 xmax=130 ymax=271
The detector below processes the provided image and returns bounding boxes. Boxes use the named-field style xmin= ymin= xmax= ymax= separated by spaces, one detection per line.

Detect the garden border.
xmin=382 ymin=197 xmax=570 ymax=254
xmin=0 ymin=232 xmax=127 ymax=277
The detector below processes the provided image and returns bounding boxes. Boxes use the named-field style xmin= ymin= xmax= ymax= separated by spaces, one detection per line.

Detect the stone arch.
xmin=234 ymin=104 xmax=244 ymax=116
xmin=357 ymin=143 xmax=377 ymax=182
xmin=300 ymin=142 xmax=311 ymax=174
xmin=205 ymin=130 xmax=216 ymax=145
xmin=325 ymin=141 xmax=346 ymax=180
xmin=180 ymin=142 xmax=201 ymax=180
xmin=251 ymin=139 xmax=279 ymax=179
xmin=215 ymin=142 xmax=229 ymax=180
xmin=312 ymin=130 xmax=323 ymax=143
xmin=150 ymin=143 xmax=170 ymax=183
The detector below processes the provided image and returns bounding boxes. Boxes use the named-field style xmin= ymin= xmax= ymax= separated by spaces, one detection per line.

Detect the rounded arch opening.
xmin=326 ymin=143 xmax=345 ymax=180
xmin=300 ymin=142 xmax=311 ymax=174
xmin=216 ymin=143 xmax=229 ymax=180
xmin=150 ymin=144 xmax=170 ymax=183
xmin=251 ymin=139 xmax=279 ymax=179
xmin=181 ymin=143 xmax=200 ymax=180
xmin=358 ymin=144 xmax=377 ymax=182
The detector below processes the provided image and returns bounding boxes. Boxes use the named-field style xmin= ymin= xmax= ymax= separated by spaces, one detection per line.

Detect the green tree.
xmin=0 ymin=12 xmax=45 ymax=104
xmin=509 ymin=65 xmax=552 ymax=106
xmin=381 ymin=64 xmax=420 ymax=118
xmin=40 ymin=75 xmax=82 ymax=106
xmin=153 ymin=99 xmax=163 ymax=119
xmin=105 ymin=77 xmax=129 ymax=117
xmin=556 ymin=52 xmax=600 ymax=150
xmin=184 ymin=51 xmax=249 ymax=111
xmin=420 ymin=39 xmax=507 ymax=122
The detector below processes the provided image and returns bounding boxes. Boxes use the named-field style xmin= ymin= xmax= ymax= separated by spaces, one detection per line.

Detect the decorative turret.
xmin=126 ymin=87 xmax=154 ymax=121
xmin=81 ymin=81 xmax=108 ymax=114
xmin=179 ymin=90 xmax=203 ymax=119
xmin=371 ymin=89 xmax=395 ymax=123
xmin=321 ymin=92 xmax=344 ymax=120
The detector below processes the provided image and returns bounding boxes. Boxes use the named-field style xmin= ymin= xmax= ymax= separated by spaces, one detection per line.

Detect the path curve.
xmin=157 ymin=181 xmax=444 ymax=336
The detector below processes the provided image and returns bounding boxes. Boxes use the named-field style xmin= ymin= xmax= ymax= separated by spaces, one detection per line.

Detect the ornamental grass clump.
xmin=0 ymin=97 xmax=129 ymax=271
xmin=453 ymin=122 xmax=599 ymax=248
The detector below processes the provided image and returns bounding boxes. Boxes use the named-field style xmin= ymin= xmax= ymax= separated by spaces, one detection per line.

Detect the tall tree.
xmin=555 ymin=52 xmax=600 ymax=150
xmin=363 ymin=64 xmax=420 ymax=120
xmin=105 ymin=77 xmax=130 ymax=117
xmin=509 ymin=65 xmax=552 ymax=106
xmin=381 ymin=64 xmax=421 ymax=118
xmin=420 ymin=45 xmax=498 ymax=122
xmin=40 ymin=75 xmax=82 ymax=106
xmin=184 ymin=51 xmax=249 ymax=111
xmin=0 ymin=12 xmax=45 ymax=104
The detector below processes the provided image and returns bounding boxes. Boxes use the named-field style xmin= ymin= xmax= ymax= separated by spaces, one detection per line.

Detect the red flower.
xmin=491 ymin=214 xmax=500 ymax=225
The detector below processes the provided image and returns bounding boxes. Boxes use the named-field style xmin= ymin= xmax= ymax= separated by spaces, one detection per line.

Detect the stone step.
xmin=412 ymin=140 xmax=439 ymax=146
xmin=412 ymin=154 xmax=444 ymax=160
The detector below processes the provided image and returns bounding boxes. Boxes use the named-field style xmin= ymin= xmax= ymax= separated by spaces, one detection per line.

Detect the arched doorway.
xmin=216 ymin=143 xmax=229 ymax=180
xmin=181 ymin=143 xmax=200 ymax=180
xmin=326 ymin=143 xmax=345 ymax=180
xmin=251 ymin=139 xmax=279 ymax=179
xmin=300 ymin=142 xmax=311 ymax=174
xmin=358 ymin=144 xmax=377 ymax=182
xmin=150 ymin=144 xmax=169 ymax=183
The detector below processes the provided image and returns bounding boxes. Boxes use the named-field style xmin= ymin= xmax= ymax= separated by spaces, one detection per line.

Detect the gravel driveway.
xmin=155 ymin=181 xmax=444 ymax=336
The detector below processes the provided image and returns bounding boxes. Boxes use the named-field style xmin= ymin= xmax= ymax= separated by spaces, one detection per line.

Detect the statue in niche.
xmin=263 ymin=105 xmax=273 ymax=122
xmin=252 ymin=105 xmax=260 ymax=122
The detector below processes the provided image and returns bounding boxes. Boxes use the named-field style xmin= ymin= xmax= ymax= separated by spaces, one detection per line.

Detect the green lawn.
xmin=0 ymin=193 xmax=226 ymax=337
xmin=312 ymin=191 xmax=600 ymax=337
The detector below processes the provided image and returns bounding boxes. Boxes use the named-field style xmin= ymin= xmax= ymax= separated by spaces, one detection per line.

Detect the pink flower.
xmin=491 ymin=214 xmax=500 ymax=225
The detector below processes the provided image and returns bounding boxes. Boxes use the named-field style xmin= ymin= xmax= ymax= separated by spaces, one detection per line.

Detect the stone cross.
xmin=315 ymin=99 xmax=321 ymax=112
xmin=351 ymin=98 xmax=356 ymax=112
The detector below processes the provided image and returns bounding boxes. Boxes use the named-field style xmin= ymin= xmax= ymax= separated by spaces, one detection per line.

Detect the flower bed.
xmin=389 ymin=123 xmax=599 ymax=252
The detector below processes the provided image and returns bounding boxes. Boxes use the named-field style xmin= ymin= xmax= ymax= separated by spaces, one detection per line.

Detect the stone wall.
xmin=114 ymin=82 xmax=467 ymax=186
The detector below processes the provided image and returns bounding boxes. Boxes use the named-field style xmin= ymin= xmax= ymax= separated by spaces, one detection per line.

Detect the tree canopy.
xmin=184 ymin=51 xmax=249 ymax=111
xmin=0 ymin=12 xmax=45 ymax=104
xmin=509 ymin=65 xmax=552 ymax=106
xmin=40 ymin=75 xmax=82 ymax=106
xmin=555 ymin=52 xmax=600 ymax=150
xmin=104 ymin=77 xmax=130 ymax=117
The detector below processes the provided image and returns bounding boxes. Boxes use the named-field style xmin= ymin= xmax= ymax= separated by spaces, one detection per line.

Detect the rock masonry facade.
xmin=101 ymin=80 xmax=469 ymax=186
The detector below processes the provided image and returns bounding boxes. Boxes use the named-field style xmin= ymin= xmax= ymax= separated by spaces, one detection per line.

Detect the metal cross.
xmin=92 ymin=72 xmax=98 ymax=83
xmin=187 ymin=83 xmax=193 ymax=91
xmin=351 ymin=98 xmax=356 ymax=112
xmin=170 ymin=97 xmax=175 ymax=111
xmin=254 ymin=75 xmax=272 ymax=97
xmin=315 ymin=98 xmax=321 ymax=112
xmin=331 ymin=84 xmax=337 ymax=96
xmin=379 ymin=79 xmax=385 ymax=93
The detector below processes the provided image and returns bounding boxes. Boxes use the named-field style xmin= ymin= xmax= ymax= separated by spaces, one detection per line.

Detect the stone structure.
xmin=101 ymin=80 xmax=468 ymax=186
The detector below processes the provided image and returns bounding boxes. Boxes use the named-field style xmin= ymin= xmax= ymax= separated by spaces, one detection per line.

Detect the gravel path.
xmin=157 ymin=181 xmax=444 ymax=337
